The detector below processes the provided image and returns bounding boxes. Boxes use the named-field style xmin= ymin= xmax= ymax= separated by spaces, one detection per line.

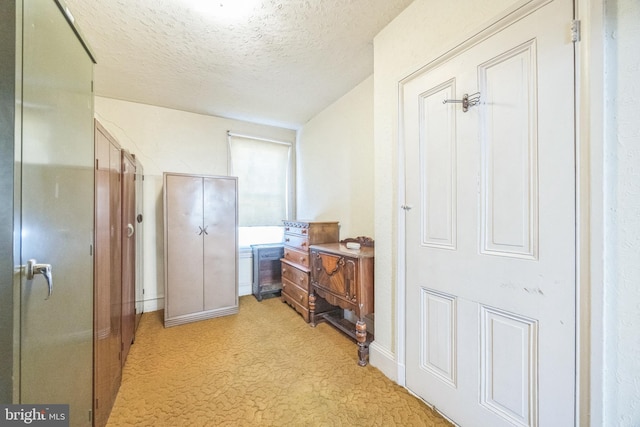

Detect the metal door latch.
xmin=443 ymin=92 xmax=481 ymax=112
xmin=26 ymin=259 xmax=53 ymax=299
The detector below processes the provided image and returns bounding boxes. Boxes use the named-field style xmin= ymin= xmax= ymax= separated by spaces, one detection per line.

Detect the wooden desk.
xmin=309 ymin=243 xmax=374 ymax=366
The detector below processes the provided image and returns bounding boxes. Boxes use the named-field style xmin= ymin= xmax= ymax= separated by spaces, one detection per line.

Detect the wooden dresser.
xmin=280 ymin=220 xmax=339 ymax=322
xmin=309 ymin=242 xmax=374 ymax=366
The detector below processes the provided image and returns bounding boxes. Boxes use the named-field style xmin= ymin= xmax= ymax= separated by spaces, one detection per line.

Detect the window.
xmin=227 ymin=132 xmax=292 ymax=246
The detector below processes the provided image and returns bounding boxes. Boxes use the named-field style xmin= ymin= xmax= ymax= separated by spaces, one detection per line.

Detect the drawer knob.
xmin=285 ymin=238 xmax=290 ymax=242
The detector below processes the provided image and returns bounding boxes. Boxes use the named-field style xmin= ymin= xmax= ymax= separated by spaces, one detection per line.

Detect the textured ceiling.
xmin=63 ymin=0 xmax=414 ymax=129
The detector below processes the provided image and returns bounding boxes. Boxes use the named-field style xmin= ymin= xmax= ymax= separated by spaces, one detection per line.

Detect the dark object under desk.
xmin=251 ymin=243 xmax=284 ymax=301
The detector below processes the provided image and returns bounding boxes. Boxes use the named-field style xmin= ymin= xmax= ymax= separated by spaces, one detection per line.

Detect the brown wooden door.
xmin=94 ymin=120 xmax=122 ymax=427
xmin=121 ymin=150 xmax=136 ymax=365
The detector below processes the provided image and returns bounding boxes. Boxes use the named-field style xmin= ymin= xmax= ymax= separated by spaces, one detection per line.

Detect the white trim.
xmin=238 ymin=248 xmax=253 ymax=297
xmin=369 ymin=341 xmax=400 ymax=382
xmin=143 ymin=297 xmax=163 ymax=313
xmin=575 ymin=0 xmax=605 ymax=425
xmin=396 ymin=74 xmax=407 ymax=387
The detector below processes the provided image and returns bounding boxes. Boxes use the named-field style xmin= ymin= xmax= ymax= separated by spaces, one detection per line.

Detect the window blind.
xmin=228 ymin=133 xmax=291 ymax=226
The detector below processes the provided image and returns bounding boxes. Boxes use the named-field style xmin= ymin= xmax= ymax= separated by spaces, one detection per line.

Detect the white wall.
xmin=371 ymin=0 xmax=519 ymax=379
xmin=296 ymin=76 xmax=374 ymax=239
xmin=95 ymin=97 xmax=296 ymax=311
xmin=603 ymin=0 xmax=640 ymax=423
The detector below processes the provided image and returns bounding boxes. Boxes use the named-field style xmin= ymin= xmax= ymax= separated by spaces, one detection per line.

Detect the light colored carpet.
xmin=106 ymin=296 xmax=452 ymax=426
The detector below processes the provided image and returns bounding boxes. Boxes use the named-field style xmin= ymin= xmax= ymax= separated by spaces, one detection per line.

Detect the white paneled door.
xmin=403 ymin=1 xmax=575 ymax=426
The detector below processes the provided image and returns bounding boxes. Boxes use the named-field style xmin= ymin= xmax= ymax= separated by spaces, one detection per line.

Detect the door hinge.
xmin=571 ymin=19 xmax=581 ymax=43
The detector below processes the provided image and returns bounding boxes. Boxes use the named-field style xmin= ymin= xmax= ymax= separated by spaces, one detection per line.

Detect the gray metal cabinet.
xmin=1 ymin=1 xmax=96 ymax=424
xmin=163 ymin=172 xmax=238 ymax=327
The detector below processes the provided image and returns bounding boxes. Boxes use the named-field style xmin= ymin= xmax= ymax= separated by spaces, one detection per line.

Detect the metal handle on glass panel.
xmin=26 ymin=259 xmax=53 ymax=300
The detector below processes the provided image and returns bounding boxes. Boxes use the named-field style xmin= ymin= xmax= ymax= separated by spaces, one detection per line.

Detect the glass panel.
xmin=20 ymin=1 xmax=93 ymax=424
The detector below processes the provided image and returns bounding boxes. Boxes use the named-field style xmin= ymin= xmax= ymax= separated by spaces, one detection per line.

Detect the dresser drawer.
xmin=283 ymin=233 xmax=310 ymax=252
xmin=283 ymin=246 xmax=309 ymax=269
xmin=283 ymin=224 xmax=309 ymax=237
xmin=281 ymin=262 xmax=309 ymax=291
xmin=282 ymin=278 xmax=308 ymax=307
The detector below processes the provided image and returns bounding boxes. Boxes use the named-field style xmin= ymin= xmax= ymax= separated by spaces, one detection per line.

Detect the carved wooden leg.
xmin=309 ymin=290 xmax=317 ymax=327
xmin=356 ymin=319 xmax=369 ymax=366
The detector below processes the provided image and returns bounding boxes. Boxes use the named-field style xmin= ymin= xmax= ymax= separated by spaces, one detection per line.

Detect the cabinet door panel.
xmin=165 ymin=175 xmax=204 ymax=317
xmin=203 ymin=177 xmax=237 ymax=311
xmin=311 ymin=251 xmax=349 ymax=301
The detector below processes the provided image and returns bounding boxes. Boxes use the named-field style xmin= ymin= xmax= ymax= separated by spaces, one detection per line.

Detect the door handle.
xmin=127 ymin=223 xmax=135 ymax=237
xmin=26 ymin=259 xmax=53 ymax=300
